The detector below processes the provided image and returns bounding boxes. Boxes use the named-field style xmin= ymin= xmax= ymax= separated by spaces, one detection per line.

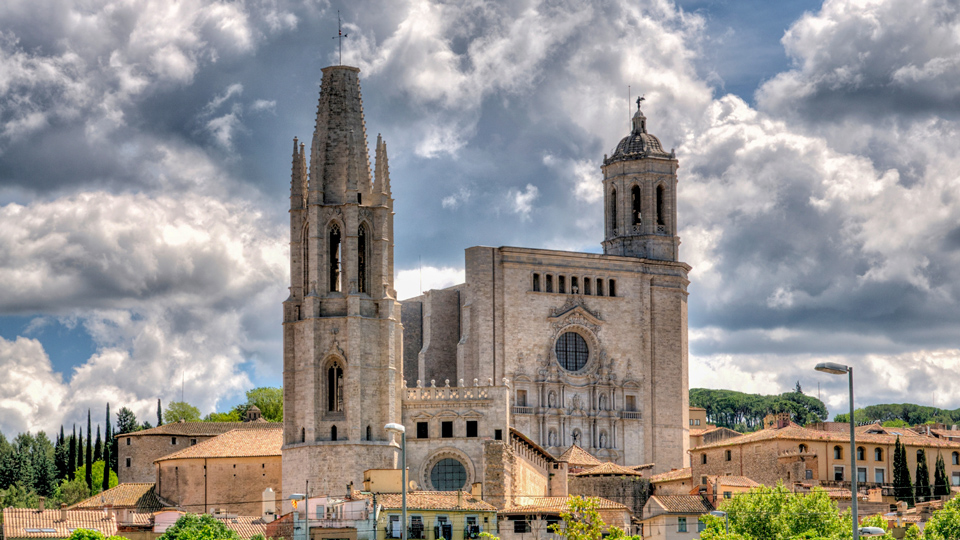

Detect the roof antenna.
xmin=332 ymin=10 xmax=349 ymax=66
xmin=628 ymin=85 xmax=631 ymax=128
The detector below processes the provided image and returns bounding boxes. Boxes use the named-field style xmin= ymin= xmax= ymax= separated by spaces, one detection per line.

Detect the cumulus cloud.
xmin=395 ymin=266 xmax=466 ymax=300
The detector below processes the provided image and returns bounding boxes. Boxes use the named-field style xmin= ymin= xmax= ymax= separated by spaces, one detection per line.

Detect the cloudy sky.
xmin=2 ymin=0 xmax=959 ymax=437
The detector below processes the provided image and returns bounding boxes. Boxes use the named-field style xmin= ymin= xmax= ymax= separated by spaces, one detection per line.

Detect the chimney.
xmin=60 ymin=504 xmax=67 ymax=523
xmin=39 ymin=496 xmax=45 ymax=511
xmin=471 ymin=483 xmax=482 ymax=498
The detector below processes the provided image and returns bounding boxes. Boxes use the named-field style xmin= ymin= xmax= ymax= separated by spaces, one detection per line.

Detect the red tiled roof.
xmin=714 ymin=476 xmax=760 ymax=488
xmin=118 ymin=421 xmax=279 ymax=438
xmin=571 ymin=462 xmax=643 ymax=477
xmin=218 ymin=515 xmax=268 ymax=538
xmin=357 ymin=492 xmax=495 ymax=512
xmin=68 ymin=483 xmax=169 ymax=512
xmin=2 ymin=509 xmax=119 ymax=538
xmin=691 ymin=422 xmax=960 ymax=450
xmin=155 ymin=428 xmax=282 ymax=462
xmin=556 ymin=445 xmax=602 ymax=467
xmin=501 ymin=496 xmax=628 ymax=514
xmin=644 ymin=495 xmax=713 ymax=517
xmin=648 ymin=467 xmax=691 ymax=483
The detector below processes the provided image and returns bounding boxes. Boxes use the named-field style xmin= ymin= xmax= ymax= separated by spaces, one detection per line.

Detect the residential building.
xmin=360 ymin=491 xmax=497 ymax=540
xmin=639 ymin=495 xmax=713 ymax=540
xmin=498 ymin=497 xmax=632 ymax=540
xmin=689 ymin=426 xmax=741 ymax=450
xmin=686 ymin=476 xmax=758 ymax=506
xmin=301 ymin=495 xmax=377 ymax=540
xmin=281 ymin=66 xmax=692 ymax=505
xmin=647 ymin=468 xmax=692 ymax=496
xmin=568 ymin=462 xmax=651 ymax=516
xmin=155 ymin=426 xmax=283 ymax=516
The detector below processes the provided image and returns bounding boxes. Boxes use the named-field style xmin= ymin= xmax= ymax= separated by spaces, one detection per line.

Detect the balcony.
xmin=512 ymin=406 xmax=534 ymax=415
xmin=619 ymin=411 xmax=642 ymax=419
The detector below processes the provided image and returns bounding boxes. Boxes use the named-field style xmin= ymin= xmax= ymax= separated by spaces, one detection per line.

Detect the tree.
xmin=157 ymin=513 xmax=241 ymax=540
xmin=103 ymin=404 xmax=112 ymax=493
xmin=925 ymin=492 xmax=960 ymax=539
xmin=0 ymin=482 xmax=39 ymax=509
xmin=33 ymin=445 xmax=58 ymax=497
xmin=157 ymin=398 xmax=163 ymax=426
xmin=243 ymin=387 xmax=283 ymax=422
xmin=903 ymin=523 xmax=923 ymax=540
xmin=934 ymin=452 xmax=950 ymax=497
xmin=85 ymin=410 xmax=93 ymax=491
xmin=141 ymin=420 xmax=153 ymax=430
xmin=916 ymin=449 xmax=932 ymax=502
xmin=68 ymin=425 xmax=77 ymax=480
xmin=60 ymin=477 xmax=91 ymax=506
xmin=894 ymin=437 xmax=915 ymax=506
xmin=698 ymin=483 xmax=845 ymax=540
xmin=549 ymin=496 xmax=627 ymax=540
xmin=204 ymin=411 xmax=241 ymax=422
xmin=794 ymin=380 xmax=802 ymax=394
xmin=55 ymin=426 xmax=68 ymax=480
xmin=73 ymin=461 xmax=118 ymax=495
xmin=858 ymin=514 xmax=894 ymax=540
xmin=77 ymin=427 xmax=84 ymax=470
xmin=94 ymin=426 xmax=102 ymax=463
xmin=115 ymin=407 xmax=140 ymax=435
xmin=163 ymin=401 xmax=201 ymax=423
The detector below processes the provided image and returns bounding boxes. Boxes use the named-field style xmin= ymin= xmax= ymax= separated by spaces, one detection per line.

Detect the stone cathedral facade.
xmin=282 ymin=66 xmax=690 ymax=503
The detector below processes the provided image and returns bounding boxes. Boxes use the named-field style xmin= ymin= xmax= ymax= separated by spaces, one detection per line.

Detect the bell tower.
xmin=282 ymin=66 xmax=401 ymax=501
xmin=601 ymin=99 xmax=680 ymax=261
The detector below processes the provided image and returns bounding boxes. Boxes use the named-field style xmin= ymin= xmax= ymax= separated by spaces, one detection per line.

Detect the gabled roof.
xmin=2 ymin=509 xmax=119 ymax=538
xmin=501 ymin=497 xmax=628 ymax=514
xmin=691 ymin=422 xmax=960 ymax=450
xmin=571 ymin=462 xmax=643 ymax=477
xmin=557 ymin=445 xmax=602 ymax=467
xmin=647 ymin=467 xmax=691 ymax=484
xmin=358 ymin=492 xmax=495 ymax=512
xmin=117 ymin=421 xmax=279 ymax=438
xmin=68 ymin=483 xmax=169 ymax=512
xmin=714 ymin=476 xmax=760 ymax=488
xmin=155 ymin=427 xmax=282 ymax=462
xmin=644 ymin=495 xmax=713 ymax=518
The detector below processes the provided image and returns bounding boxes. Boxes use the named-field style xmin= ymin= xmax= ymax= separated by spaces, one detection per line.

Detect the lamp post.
xmin=815 ymin=361 xmax=858 ymax=540
xmin=385 ymin=423 xmax=407 ymax=540
xmin=709 ymin=510 xmax=728 ymax=534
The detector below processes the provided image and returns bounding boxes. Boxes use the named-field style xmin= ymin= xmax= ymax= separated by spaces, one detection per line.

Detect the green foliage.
xmin=204 ymin=410 xmax=242 ymax=422
xmin=833 ymin=410 xmax=871 ymax=425
xmin=689 ymin=388 xmax=827 ymax=432
xmin=934 ymin=452 xmax=950 ymax=497
xmin=881 ymin=419 xmax=909 ymax=428
xmin=915 ymin=450 xmax=931 ymax=501
xmin=73 ymin=461 xmax=118 ymax=495
xmin=243 ymin=387 xmax=283 ymax=422
xmin=903 ymin=523 xmax=923 ymax=540
xmin=60 ymin=477 xmax=91 ymax=506
xmin=163 ymin=401 xmax=202 ymax=423
xmin=833 ymin=402 xmax=960 ymax=426
xmin=157 ymin=513 xmax=242 ymax=540
xmin=925 ymin=493 xmax=960 ymax=539
xmin=0 ymin=482 xmax=40 ymax=509
xmin=551 ymin=496 xmax=608 ymax=540
xmin=704 ymin=482 xmax=846 ymax=540
xmin=859 ymin=515 xmax=894 ymax=540
xmin=65 ymin=529 xmax=126 ymax=540
xmin=894 ymin=437 xmax=914 ymax=505
xmin=115 ymin=407 xmax=140 ymax=434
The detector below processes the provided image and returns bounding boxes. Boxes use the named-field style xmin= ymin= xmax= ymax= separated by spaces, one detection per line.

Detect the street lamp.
xmin=815 ymin=361 xmax=858 ymax=540
xmin=709 ymin=510 xmax=728 ymax=534
xmin=385 ymin=423 xmax=407 ymax=540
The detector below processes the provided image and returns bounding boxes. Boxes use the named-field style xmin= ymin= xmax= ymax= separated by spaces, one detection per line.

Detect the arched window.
xmin=533 ymin=273 xmax=541 ymax=292
xmin=583 ymin=278 xmax=591 ymax=295
xmin=366 ymin=425 xmax=372 ymax=441
xmin=571 ymin=276 xmax=579 ymax=294
xmin=596 ymin=278 xmax=604 ymax=296
xmin=631 ymin=185 xmax=641 ymax=228
xmin=857 ymin=447 xmax=865 ymax=461
xmin=357 ymin=224 xmax=368 ymax=293
xmin=331 ymin=425 xmax=338 ymax=441
xmin=875 ymin=448 xmax=883 ymax=461
xmin=610 ymin=188 xmax=618 ymax=233
xmin=656 ymin=185 xmax=665 ymax=227
xmin=834 ymin=446 xmax=842 ymax=459
xmin=328 ymin=361 xmax=344 ymax=412
xmin=953 ymin=452 xmax=959 ymax=466
xmin=328 ymin=224 xmax=342 ymax=292
xmin=556 ymin=332 xmax=589 ymax=372
xmin=799 ymin=444 xmax=808 ymax=453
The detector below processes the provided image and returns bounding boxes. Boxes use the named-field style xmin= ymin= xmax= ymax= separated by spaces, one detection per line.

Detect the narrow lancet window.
xmin=632 ymin=185 xmax=642 ymax=228
xmin=328 ymin=361 xmax=344 ymax=412
xmin=656 ymin=185 xmax=665 ymax=227
xmin=533 ymin=273 xmax=541 ymax=292
xmin=610 ymin=189 xmax=618 ymax=233
xmin=302 ymin=224 xmax=310 ymax=294
xmin=358 ymin=224 xmax=368 ymax=293
xmin=329 ymin=224 xmax=342 ymax=292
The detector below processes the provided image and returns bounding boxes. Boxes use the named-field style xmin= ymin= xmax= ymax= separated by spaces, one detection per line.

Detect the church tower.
xmin=282 ymin=66 xmax=401 ymax=500
xmin=601 ymin=99 xmax=679 ymax=261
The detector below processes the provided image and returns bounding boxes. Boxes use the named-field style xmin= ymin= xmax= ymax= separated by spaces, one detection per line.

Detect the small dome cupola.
xmin=605 ymin=96 xmax=673 ymax=164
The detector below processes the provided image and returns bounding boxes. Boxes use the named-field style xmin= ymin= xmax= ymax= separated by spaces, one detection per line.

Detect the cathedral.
xmin=281 ymin=66 xmax=690 ymax=502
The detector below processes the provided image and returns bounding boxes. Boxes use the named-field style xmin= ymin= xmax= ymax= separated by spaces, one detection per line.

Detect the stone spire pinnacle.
xmin=373 ymin=133 xmax=391 ymax=203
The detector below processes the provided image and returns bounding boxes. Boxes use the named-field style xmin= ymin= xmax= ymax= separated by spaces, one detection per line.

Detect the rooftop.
xmin=571 ymin=462 xmax=643 ymax=477
xmin=647 ymin=467 xmax=692 ymax=484
xmin=644 ymin=495 xmax=713 ymax=517
xmin=117 ymin=421 xmax=279 ymax=438
xmin=358 ymin=492 xmax=495 ymax=512
xmin=68 ymin=483 xmax=169 ymax=512
xmin=691 ymin=422 xmax=960 ymax=451
xmin=556 ymin=445 xmax=602 ymax=467
xmin=155 ymin=427 xmax=282 ymax=462
xmin=502 ymin=496 xmax=628 ymax=514
xmin=2 ymin=509 xmax=119 ymax=538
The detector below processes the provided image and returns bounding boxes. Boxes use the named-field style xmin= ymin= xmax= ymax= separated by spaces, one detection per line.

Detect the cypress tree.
xmin=916 ymin=449 xmax=931 ymax=502
xmin=68 ymin=425 xmax=77 ymax=480
xmin=157 ymin=398 xmax=163 ymax=426
xmin=94 ymin=426 xmax=102 ymax=462
xmin=85 ymin=409 xmax=93 ymax=490
xmin=54 ymin=426 xmax=68 ymax=480
xmin=77 ymin=427 xmax=83 ymax=470
xmin=103 ymin=403 xmax=112 ymax=492
xmin=934 ymin=453 xmax=950 ymax=497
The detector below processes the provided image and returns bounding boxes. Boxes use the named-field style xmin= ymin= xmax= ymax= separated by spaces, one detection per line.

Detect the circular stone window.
xmin=556 ymin=331 xmax=589 ymax=371
xmin=430 ymin=458 xmax=467 ymax=491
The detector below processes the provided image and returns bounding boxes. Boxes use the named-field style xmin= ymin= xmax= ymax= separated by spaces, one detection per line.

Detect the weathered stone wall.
xmin=418 ymin=288 xmax=461 ymax=386
xmin=400 ymin=300 xmax=423 ymax=385
xmin=117 ymin=434 xmax=217 ymax=484
xmin=569 ymin=476 xmax=651 ymax=517
xmin=156 ymin=455 xmax=282 ymax=516
xmin=483 ymin=441 xmax=514 ymax=510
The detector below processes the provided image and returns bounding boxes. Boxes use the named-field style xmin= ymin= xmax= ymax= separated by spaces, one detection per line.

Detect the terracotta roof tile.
xmin=2 ymin=509 xmax=119 ymax=538
xmin=691 ymin=422 xmax=960 ymax=450
xmin=556 ymin=445 xmax=602 ymax=467
xmin=358 ymin=492 xmax=496 ymax=512
xmin=118 ymin=421 xmax=280 ymax=438
xmin=571 ymin=462 xmax=643 ymax=477
xmin=645 ymin=495 xmax=713 ymax=516
xmin=502 ymin=496 xmax=628 ymax=514
xmin=217 ymin=515 xmax=268 ymax=538
xmin=155 ymin=428 xmax=282 ymax=462
xmin=713 ymin=476 xmax=760 ymax=488
xmin=68 ymin=483 xmax=169 ymax=512
xmin=648 ymin=468 xmax=691 ymax=483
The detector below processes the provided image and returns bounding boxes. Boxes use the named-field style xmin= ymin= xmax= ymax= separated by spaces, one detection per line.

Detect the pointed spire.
xmin=291 ymin=137 xmax=304 ymax=209
xmin=374 ymin=133 xmax=391 ymax=202
xmin=310 ymin=66 xmax=371 ymax=205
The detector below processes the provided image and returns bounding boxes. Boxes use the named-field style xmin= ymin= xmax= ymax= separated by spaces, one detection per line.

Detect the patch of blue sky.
xmin=0 ymin=315 xmax=97 ymax=375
